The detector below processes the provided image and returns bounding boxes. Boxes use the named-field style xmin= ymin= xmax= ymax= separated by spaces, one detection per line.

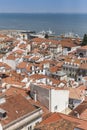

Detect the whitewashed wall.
xmin=50 ymin=89 xmax=69 ymax=112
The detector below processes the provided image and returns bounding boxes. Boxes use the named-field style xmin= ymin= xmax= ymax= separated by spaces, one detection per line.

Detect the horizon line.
xmin=0 ymin=12 xmax=87 ymax=14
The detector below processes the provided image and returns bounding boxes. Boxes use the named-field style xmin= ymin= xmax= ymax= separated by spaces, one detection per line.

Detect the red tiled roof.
xmin=49 ymin=66 xmax=59 ymax=73
xmin=64 ymin=57 xmax=81 ymax=65
xmin=29 ymin=98 xmax=49 ymax=118
xmin=17 ymin=62 xmax=27 ymax=69
xmin=32 ymin=38 xmax=60 ymax=45
xmin=18 ymin=44 xmax=27 ymax=50
xmin=66 ymin=87 xmax=82 ymax=99
xmin=0 ymin=94 xmax=37 ymax=126
xmin=0 ymin=62 xmax=11 ymax=70
xmin=69 ymin=100 xmax=87 ymax=120
xmin=78 ymin=45 xmax=87 ymax=50
xmin=13 ymin=49 xmax=24 ymax=55
xmin=30 ymin=56 xmax=40 ymax=61
xmin=25 ymin=63 xmax=33 ymax=72
xmin=60 ymin=39 xmax=78 ymax=48
xmin=23 ymin=55 xmax=31 ymax=59
xmin=6 ymin=54 xmax=20 ymax=60
xmin=30 ymin=74 xmax=47 ymax=80
xmin=35 ymin=112 xmax=87 ymax=130
xmin=4 ymin=86 xmax=28 ymax=98
xmin=32 ymin=83 xmax=67 ymax=91
xmin=2 ymin=76 xmax=25 ymax=88
xmin=80 ymin=63 xmax=87 ymax=70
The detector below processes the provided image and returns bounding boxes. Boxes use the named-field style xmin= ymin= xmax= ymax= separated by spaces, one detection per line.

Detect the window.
xmin=74 ymin=128 xmax=82 ymax=130
xmin=36 ymin=122 xmax=39 ymax=125
xmin=28 ymin=126 xmax=32 ymax=130
xmin=54 ymin=105 xmax=58 ymax=111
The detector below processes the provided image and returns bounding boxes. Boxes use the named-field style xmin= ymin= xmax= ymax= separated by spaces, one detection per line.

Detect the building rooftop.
xmin=31 ymin=82 xmax=67 ymax=91
xmin=32 ymin=38 xmax=60 ymax=45
xmin=77 ymin=45 xmax=87 ymax=50
xmin=80 ymin=63 xmax=87 ymax=70
xmin=35 ymin=112 xmax=87 ymax=130
xmin=60 ymin=38 xmax=78 ymax=48
xmin=66 ymin=87 xmax=83 ymax=100
xmin=69 ymin=100 xmax=87 ymax=120
xmin=3 ymin=86 xmax=28 ymax=98
xmin=52 ymin=71 xmax=66 ymax=76
xmin=0 ymin=94 xmax=38 ymax=126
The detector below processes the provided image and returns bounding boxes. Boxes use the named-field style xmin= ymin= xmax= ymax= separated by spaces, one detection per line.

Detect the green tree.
xmin=45 ymin=34 xmax=49 ymax=39
xmin=82 ymin=34 xmax=87 ymax=46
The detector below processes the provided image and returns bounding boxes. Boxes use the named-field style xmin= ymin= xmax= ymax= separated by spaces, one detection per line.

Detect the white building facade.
xmin=30 ymin=83 xmax=69 ymax=113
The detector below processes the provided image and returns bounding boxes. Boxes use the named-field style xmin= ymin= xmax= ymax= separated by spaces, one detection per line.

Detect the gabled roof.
xmin=32 ymin=38 xmax=60 ymax=45
xmin=69 ymin=100 xmax=87 ymax=121
xmin=31 ymin=82 xmax=67 ymax=91
xmin=49 ymin=66 xmax=59 ymax=73
xmin=17 ymin=62 xmax=27 ymax=69
xmin=80 ymin=63 xmax=87 ymax=70
xmin=77 ymin=45 xmax=87 ymax=50
xmin=66 ymin=87 xmax=82 ymax=100
xmin=60 ymin=38 xmax=78 ymax=48
xmin=2 ymin=75 xmax=25 ymax=88
xmin=4 ymin=86 xmax=28 ymax=98
xmin=6 ymin=54 xmax=16 ymax=60
xmin=30 ymin=74 xmax=47 ymax=80
xmin=18 ymin=44 xmax=27 ymax=50
xmin=13 ymin=49 xmax=24 ymax=55
xmin=35 ymin=112 xmax=87 ymax=130
xmin=0 ymin=94 xmax=37 ymax=126
xmin=0 ymin=62 xmax=11 ymax=70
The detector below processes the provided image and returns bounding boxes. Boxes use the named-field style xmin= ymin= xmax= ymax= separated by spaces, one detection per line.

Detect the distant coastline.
xmin=0 ymin=13 xmax=87 ymax=37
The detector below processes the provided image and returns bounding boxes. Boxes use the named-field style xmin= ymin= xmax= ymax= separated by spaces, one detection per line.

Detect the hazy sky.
xmin=0 ymin=0 xmax=87 ymax=13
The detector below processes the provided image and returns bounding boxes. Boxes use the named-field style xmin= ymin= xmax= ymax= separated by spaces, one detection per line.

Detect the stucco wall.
xmin=30 ymin=84 xmax=49 ymax=109
xmin=50 ymin=89 xmax=69 ymax=112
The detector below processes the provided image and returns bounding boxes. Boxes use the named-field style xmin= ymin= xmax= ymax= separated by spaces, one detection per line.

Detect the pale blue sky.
xmin=0 ymin=0 xmax=87 ymax=13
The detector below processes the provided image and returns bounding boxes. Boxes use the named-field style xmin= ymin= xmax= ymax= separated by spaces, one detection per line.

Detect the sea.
xmin=0 ymin=13 xmax=87 ymax=37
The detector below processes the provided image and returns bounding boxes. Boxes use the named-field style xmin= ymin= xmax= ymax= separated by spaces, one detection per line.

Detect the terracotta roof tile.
xmin=29 ymin=98 xmax=49 ymax=118
xmin=35 ymin=112 xmax=87 ymax=130
xmin=49 ymin=66 xmax=59 ymax=73
xmin=4 ymin=86 xmax=28 ymax=98
xmin=0 ymin=62 xmax=3 ymax=67
xmin=69 ymin=100 xmax=87 ymax=120
xmin=25 ymin=64 xmax=32 ymax=72
xmin=31 ymin=56 xmax=40 ymax=61
xmin=60 ymin=39 xmax=78 ymax=48
xmin=64 ymin=57 xmax=81 ymax=65
xmin=80 ymin=63 xmax=87 ymax=70
xmin=78 ymin=45 xmax=87 ymax=50
xmin=23 ymin=55 xmax=31 ymax=59
xmin=13 ymin=49 xmax=24 ymax=55
xmin=32 ymin=38 xmax=60 ymax=45
xmin=17 ymin=62 xmax=27 ymax=69
xmin=0 ymin=62 xmax=11 ymax=70
xmin=32 ymin=83 xmax=67 ymax=91
xmin=30 ymin=74 xmax=47 ymax=80
xmin=18 ymin=44 xmax=27 ymax=50
xmin=66 ymin=87 xmax=82 ymax=99
xmin=6 ymin=54 xmax=16 ymax=60
xmin=2 ymin=76 xmax=25 ymax=88
xmin=0 ymin=94 xmax=37 ymax=126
